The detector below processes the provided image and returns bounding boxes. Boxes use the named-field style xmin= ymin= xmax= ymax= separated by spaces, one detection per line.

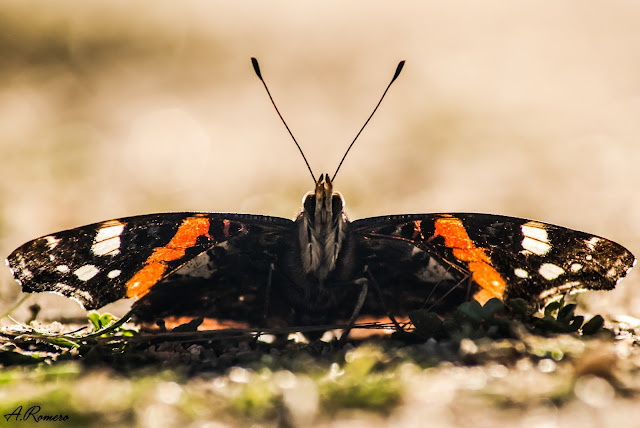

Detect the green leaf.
xmin=557 ymin=304 xmax=577 ymax=322
xmin=544 ymin=301 xmax=562 ymax=318
xmin=581 ymin=315 xmax=605 ymax=335
xmin=480 ymin=298 xmax=505 ymax=319
xmin=87 ymin=312 xmax=102 ymax=331
xmin=409 ymin=310 xmax=442 ymax=337
xmin=99 ymin=313 xmax=115 ymax=328
xmin=455 ymin=300 xmax=484 ymax=325
xmin=441 ymin=318 xmax=461 ymax=335
xmin=567 ymin=316 xmax=584 ymax=332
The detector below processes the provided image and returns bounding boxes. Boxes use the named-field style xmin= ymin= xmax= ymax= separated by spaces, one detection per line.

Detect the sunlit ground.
xmin=1 ymin=1 xmax=640 ymax=426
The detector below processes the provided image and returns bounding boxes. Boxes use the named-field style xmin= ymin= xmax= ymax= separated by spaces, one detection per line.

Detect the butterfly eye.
xmin=332 ymin=194 xmax=343 ymax=219
xmin=303 ymin=194 xmax=316 ymax=221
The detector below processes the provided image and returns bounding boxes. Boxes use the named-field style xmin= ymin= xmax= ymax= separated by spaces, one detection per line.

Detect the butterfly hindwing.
xmin=352 ymin=213 xmax=635 ymax=311
xmin=6 ymin=213 xmax=293 ymax=314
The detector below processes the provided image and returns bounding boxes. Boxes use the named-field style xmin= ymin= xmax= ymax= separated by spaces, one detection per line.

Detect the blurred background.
xmin=1 ymin=1 xmax=639 ymax=321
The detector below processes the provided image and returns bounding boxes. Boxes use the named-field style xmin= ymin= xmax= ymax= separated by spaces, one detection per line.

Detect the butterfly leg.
xmin=365 ymin=266 xmax=404 ymax=332
xmin=339 ymin=278 xmax=368 ymax=342
xmin=262 ymin=263 xmax=275 ymax=325
xmin=253 ymin=263 xmax=275 ymax=343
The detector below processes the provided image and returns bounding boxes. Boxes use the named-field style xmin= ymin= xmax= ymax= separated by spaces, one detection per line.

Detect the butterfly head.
xmin=298 ymin=173 xmax=347 ymax=280
xmin=302 ymin=173 xmax=345 ymax=226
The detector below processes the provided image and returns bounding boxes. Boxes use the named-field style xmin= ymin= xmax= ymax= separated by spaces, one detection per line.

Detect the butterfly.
xmin=6 ymin=59 xmax=635 ymax=335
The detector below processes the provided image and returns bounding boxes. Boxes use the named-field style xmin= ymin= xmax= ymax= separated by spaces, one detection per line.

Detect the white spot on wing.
xmin=522 ymin=238 xmax=552 ymax=256
xmin=570 ymin=263 xmax=582 ymax=272
xmin=514 ymin=268 xmax=529 ymax=278
xmin=107 ymin=269 xmax=122 ymax=279
xmin=539 ymin=263 xmax=565 ymax=281
xmin=95 ymin=223 xmax=125 ymax=241
xmin=586 ymin=237 xmax=600 ymax=249
xmin=92 ymin=239 xmax=121 ymax=256
xmin=12 ymin=257 xmax=33 ymax=279
xmin=74 ymin=264 xmax=100 ymax=281
xmin=56 ymin=265 xmax=70 ymax=273
xmin=92 ymin=222 xmax=125 ymax=256
xmin=44 ymin=235 xmax=61 ymax=250
xmin=521 ymin=222 xmax=551 ymax=256
xmin=521 ymin=222 xmax=548 ymax=241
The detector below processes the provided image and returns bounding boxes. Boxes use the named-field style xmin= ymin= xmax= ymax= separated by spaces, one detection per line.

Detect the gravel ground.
xmin=1 ymin=314 xmax=640 ymax=428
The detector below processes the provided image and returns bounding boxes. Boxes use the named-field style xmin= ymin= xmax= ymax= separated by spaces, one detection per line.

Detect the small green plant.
xmin=530 ymin=301 xmax=605 ymax=335
xmin=319 ymin=346 xmax=401 ymax=413
xmin=409 ymin=298 xmax=512 ymax=340
xmin=407 ymin=298 xmax=606 ymax=341
xmin=87 ymin=311 xmax=137 ymax=337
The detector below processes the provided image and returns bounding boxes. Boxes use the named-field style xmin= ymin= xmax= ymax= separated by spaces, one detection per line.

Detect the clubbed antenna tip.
xmin=251 ymin=57 xmax=263 ymax=80
xmin=332 ymin=60 xmax=406 ymax=181
xmin=251 ymin=57 xmax=316 ymax=183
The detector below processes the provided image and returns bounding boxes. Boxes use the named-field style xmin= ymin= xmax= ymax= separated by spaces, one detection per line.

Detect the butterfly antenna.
xmin=251 ymin=57 xmax=316 ymax=183
xmin=332 ymin=60 xmax=405 ymax=182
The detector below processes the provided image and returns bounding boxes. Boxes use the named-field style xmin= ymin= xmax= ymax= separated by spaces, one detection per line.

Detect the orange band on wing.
xmin=433 ymin=217 xmax=506 ymax=304
xmin=126 ymin=216 xmax=211 ymax=299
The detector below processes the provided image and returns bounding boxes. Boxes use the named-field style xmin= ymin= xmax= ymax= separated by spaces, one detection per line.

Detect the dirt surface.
xmin=1 ymin=307 xmax=640 ymax=428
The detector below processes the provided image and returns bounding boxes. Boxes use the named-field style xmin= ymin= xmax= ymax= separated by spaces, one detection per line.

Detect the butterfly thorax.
xmin=296 ymin=174 xmax=348 ymax=282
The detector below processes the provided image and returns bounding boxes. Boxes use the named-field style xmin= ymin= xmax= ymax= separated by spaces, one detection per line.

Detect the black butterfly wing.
xmin=7 ymin=213 xmax=293 ymax=325
xmin=8 ymin=211 xmax=635 ymax=328
xmin=351 ymin=213 xmax=635 ymax=314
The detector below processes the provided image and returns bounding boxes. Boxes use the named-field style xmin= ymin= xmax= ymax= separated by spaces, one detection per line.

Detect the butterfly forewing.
xmin=451 ymin=214 xmax=635 ymax=300
xmin=352 ymin=213 xmax=635 ymax=310
xmin=7 ymin=213 xmax=293 ymax=313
